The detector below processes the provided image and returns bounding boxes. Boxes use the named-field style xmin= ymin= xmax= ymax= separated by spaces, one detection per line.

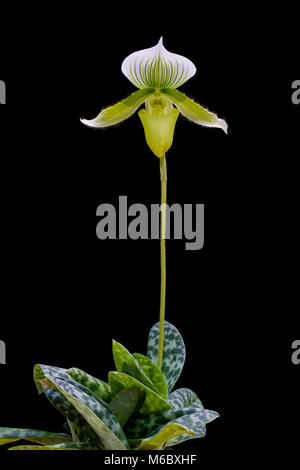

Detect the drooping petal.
xmin=161 ymin=88 xmax=228 ymax=133
xmin=121 ymin=37 xmax=196 ymax=90
xmin=80 ymin=88 xmax=154 ymax=128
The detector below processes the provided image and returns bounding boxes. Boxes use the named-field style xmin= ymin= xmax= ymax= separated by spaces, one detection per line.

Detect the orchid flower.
xmin=81 ymin=38 xmax=228 ymax=158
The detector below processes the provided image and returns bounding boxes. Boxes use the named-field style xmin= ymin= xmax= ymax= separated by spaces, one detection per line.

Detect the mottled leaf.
xmin=43 ymin=376 xmax=128 ymax=450
xmin=147 ymin=321 xmax=186 ymax=393
xmin=113 ymin=341 xmax=158 ymax=394
xmin=125 ymin=407 xmax=197 ymax=439
xmin=41 ymin=381 xmax=100 ymax=444
xmin=67 ymin=368 xmax=113 ymax=402
xmin=0 ymin=427 xmax=72 ymax=446
xmin=167 ymin=388 xmax=203 ymax=410
xmin=133 ymin=353 xmax=168 ymax=399
xmin=166 ymin=409 xmax=219 ymax=447
xmin=34 ymin=364 xmax=69 ymax=394
xmin=109 ymin=388 xmax=145 ymax=427
xmin=108 ymin=371 xmax=172 ymax=414
xmin=129 ymin=409 xmax=218 ymax=448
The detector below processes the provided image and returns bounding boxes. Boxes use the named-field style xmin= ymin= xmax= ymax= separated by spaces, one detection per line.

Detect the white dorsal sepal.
xmin=121 ymin=37 xmax=196 ymax=90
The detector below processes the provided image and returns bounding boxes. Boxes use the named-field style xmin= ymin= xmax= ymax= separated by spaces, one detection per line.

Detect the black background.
xmin=0 ymin=8 xmax=299 ymax=465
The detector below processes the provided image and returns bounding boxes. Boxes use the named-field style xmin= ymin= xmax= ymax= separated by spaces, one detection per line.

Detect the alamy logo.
xmin=0 ymin=80 xmax=6 ymax=104
xmin=96 ymin=196 xmax=204 ymax=251
xmin=0 ymin=340 xmax=6 ymax=364
xmin=291 ymin=80 xmax=300 ymax=105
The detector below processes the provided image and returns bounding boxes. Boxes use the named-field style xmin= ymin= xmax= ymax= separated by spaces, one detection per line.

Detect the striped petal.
xmin=80 ymin=89 xmax=154 ymax=128
xmin=161 ymin=88 xmax=228 ymax=133
xmin=121 ymin=37 xmax=196 ymax=90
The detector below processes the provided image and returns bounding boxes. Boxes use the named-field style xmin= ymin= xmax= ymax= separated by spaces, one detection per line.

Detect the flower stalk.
xmin=158 ymin=155 xmax=167 ymax=369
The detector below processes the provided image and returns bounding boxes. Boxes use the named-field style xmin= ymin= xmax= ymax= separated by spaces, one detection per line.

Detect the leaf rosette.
xmin=1 ymin=322 xmax=218 ymax=451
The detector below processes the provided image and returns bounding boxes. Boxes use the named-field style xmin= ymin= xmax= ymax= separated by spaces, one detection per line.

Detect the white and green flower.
xmin=81 ymin=38 xmax=227 ymax=158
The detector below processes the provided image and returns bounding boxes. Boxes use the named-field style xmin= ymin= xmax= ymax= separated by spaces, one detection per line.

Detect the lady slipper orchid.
xmin=0 ymin=39 xmax=222 ymax=452
xmin=81 ymin=37 xmax=228 ymax=158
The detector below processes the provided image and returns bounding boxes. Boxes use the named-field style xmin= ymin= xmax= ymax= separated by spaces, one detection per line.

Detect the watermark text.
xmin=0 ymin=80 xmax=6 ymax=104
xmin=96 ymin=196 xmax=204 ymax=251
xmin=291 ymin=80 xmax=300 ymax=105
xmin=291 ymin=340 xmax=300 ymax=365
xmin=0 ymin=340 xmax=6 ymax=364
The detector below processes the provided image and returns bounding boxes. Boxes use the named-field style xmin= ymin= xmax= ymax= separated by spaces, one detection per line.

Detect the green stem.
xmin=157 ymin=154 xmax=167 ymax=370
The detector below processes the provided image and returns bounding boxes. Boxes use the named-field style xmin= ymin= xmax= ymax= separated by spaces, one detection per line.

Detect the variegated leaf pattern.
xmin=109 ymin=389 xmax=145 ymax=427
xmin=166 ymin=409 xmax=220 ymax=447
xmin=9 ymin=441 xmax=101 ymax=450
xmin=41 ymin=368 xmax=108 ymax=403
xmin=41 ymin=382 xmax=100 ymax=444
xmin=132 ymin=353 xmax=168 ymax=399
xmin=125 ymin=407 xmax=197 ymax=439
xmin=113 ymin=341 xmax=158 ymax=394
xmin=44 ymin=376 xmax=128 ymax=450
xmin=67 ymin=367 xmax=113 ymax=402
xmin=0 ymin=427 xmax=72 ymax=446
xmin=108 ymin=372 xmax=172 ymax=414
xmin=34 ymin=364 xmax=69 ymax=394
xmin=147 ymin=321 xmax=186 ymax=393
xmin=167 ymin=388 xmax=204 ymax=410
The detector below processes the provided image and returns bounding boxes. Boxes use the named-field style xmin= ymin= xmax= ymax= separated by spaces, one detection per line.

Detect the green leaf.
xmin=80 ymin=89 xmax=155 ymax=128
xmin=109 ymin=388 xmax=145 ymax=427
xmin=36 ymin=364 xmax=109 ymax=404
xmin=0 ymin=439 xmax=19 ymax=445
xmin=108 ymin=371 xmax=172 ymax=414
xmin=113 ymin=341 xmax=158 ymax=394
xmin=161 ymin=88 xmax=228 ymax=133
xmin=147 ymin=321 xmax=186 ymax=393
xmin=125 ymin=407 xmax=197 ymax=439
xmin=42 ymin=382 xmax=87 ymax=426
xmin=67 ymin=367 xmax=113 ymax=402
xmin=43 ymin=376 xmax=128 ymax=450
xmin=129 ymin=408 xmax=218 ymax=448
xmin=167 ymin=388 xmax=204 ymax=410
xmin=41 ymin=381 xmax=100 ymax=444
xmin=166 ymin=410 xmax=219 ymax=447
xmin=34 ymin=364 xmax=69 ymax=394
xmin=0 ymin=428 xmax=72 ymax=446
xmin=8 ymin=441 xmax=100 ymax=450
xmin=132 ymin=353 xmax=168 ymax=399
xmin=138 ymin=422 xmax=194 ymax=450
